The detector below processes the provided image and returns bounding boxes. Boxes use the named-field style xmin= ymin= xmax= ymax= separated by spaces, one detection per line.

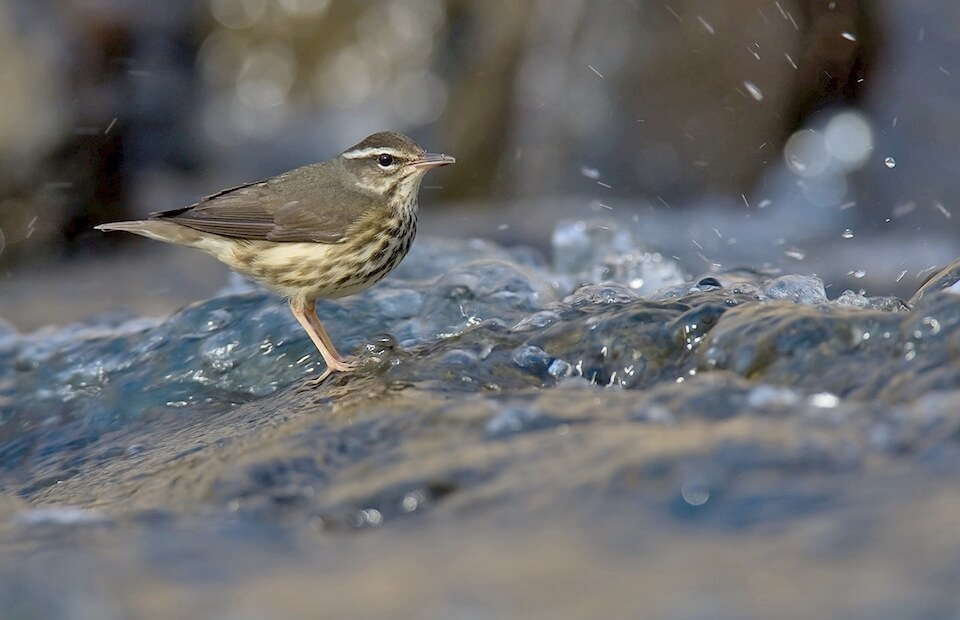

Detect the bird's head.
xmin=339 ymin=131 xmax=455 ymax=200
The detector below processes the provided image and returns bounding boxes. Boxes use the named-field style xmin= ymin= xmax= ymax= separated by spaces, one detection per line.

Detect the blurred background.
xmin=0 ymin=0 xmax=958 ymax=329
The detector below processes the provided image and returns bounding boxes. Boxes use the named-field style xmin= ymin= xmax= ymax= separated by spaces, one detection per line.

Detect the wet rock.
xmin=485 ymin=404 xmax=570 ymax=439
xmin=3 ymin=220 xmax=960 ymax=619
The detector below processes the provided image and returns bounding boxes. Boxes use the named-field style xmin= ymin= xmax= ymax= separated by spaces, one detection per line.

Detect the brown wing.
xmin=150 ymin=160 xmax=375 ymax=244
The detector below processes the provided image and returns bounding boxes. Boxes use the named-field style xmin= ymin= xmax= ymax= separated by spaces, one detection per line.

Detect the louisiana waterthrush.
xmin=97 ymin=131 xmax=454 ymax=380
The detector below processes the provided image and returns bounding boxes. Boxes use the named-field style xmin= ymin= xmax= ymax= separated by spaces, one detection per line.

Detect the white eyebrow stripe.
xmin=341 ymin=147 xmax=406 ymax=160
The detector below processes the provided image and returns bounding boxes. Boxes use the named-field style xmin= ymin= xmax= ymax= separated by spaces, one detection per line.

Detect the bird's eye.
xmin=377 ymin=153 xmax=394 ymax=167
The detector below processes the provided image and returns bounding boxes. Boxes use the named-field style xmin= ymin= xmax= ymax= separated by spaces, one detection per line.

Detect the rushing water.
xmin=2 ymin=219 xmax=960 ymax=619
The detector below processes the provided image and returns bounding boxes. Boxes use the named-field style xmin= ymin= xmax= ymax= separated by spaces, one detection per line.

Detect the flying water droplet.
xmin=697 ymin=16 xmax=715 ymax=34
xmin=743 ymin=80 xmax=764 ymax=101
xmin=579 ymin=166 xmax=600 ymax=180
xmin=884 ymin=156 xmax=896 ymax=168
xmin=841 ymin=228 xmax=854 ymax=239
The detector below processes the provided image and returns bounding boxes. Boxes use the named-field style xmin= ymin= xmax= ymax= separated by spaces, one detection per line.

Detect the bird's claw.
xmin=297 ymin=357 xmax=364 ymax=391
xmin=298 ymin=368 xmax=334 ymax=391
xmin=327 ymin=358 xmax=362 ymax=373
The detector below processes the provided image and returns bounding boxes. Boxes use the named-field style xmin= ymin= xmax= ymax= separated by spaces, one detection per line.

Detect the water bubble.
xmin=884 ymin=156 xmax=897 ymax=168
xmin=680 ymin=480 xmax=710 ymax=506
xmin=841 ymin=228 xmax=854 ymax=239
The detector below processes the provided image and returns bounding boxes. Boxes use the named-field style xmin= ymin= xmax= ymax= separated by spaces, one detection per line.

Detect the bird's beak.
xmin=411 ymin=153 xmax=456 ymax=169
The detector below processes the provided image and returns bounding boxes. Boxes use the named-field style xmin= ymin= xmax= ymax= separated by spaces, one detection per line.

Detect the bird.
xmin=96 ymin=131 xmax=454 ymax=381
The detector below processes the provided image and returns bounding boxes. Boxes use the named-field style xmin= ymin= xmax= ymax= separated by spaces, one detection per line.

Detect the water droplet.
xmin=849 ymin=269 xmax=867 ymax=279
xmin=697 ymin=15 xmax=715 ymax=34
xmin=743 ymin=80 xmax=764 ymax=101
xmin=681 ymin=480 xmax=710 ymax=506
xmin=841 ymin=32 xmax=857 ymax=41
xmin=579 ymin=166 xmax=600 ymax=180
xmin=884 ymin=156 xmax=896 ymax=168
xmin=810 ymin=392 xmax=840 ymax=408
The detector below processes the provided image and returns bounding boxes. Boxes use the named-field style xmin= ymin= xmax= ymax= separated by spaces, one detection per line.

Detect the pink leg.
xmin=289 ymin=301 xmax=356 ymax=373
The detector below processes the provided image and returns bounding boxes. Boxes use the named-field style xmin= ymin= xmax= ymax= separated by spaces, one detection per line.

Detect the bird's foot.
xmin=299 ymin=369 xmax=334 ymax=390
xmin=298 ymin=357 xmax=362 ymax=390
xmin=326 ymin=357 xmax=361 ymax=373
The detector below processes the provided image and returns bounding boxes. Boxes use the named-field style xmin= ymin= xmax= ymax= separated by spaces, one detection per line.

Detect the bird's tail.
xmin=95 ymin=220 xmax=230 ymax=256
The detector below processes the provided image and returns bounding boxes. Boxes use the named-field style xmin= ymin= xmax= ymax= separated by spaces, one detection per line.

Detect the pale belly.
xmin=223 ymin=212 xmax=417 ymax=303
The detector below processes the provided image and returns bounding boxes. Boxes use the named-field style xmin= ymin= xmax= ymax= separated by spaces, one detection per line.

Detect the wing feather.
xmin=149 ymin=160 xmax=373 ymax=244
